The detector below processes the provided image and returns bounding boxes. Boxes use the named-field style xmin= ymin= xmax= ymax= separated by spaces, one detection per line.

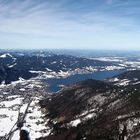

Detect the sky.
xmin=0 ymin=0 xmax=140 ymax=50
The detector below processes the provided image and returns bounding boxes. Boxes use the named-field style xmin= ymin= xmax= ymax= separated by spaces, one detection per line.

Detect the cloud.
xmin=0 ymin=0 xmax=140 ymax=50
xmin=106 ymin=0 xmax=113 ymax=5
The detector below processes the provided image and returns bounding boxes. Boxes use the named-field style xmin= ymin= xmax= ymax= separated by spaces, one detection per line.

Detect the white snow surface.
xmin=0 ymin=53 xmax=13 ymax=58
xmin=70 ymin=119 xmax=81 ymax=127
xmin=0 ymin=79 xmax=51 ymax=139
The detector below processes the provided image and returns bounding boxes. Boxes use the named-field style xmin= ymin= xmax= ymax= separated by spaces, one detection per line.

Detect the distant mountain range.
xmin=0 ymin=52 xmax=116 ymax=84
xmin=38 ymin=70 xmax=140 ymax=140
xmin=0 ymin=52 xmax=112 ymax=71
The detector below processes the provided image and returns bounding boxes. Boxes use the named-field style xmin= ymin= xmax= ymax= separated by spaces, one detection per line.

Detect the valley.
xmin=0 ymin=50 xmax=140 ymax=139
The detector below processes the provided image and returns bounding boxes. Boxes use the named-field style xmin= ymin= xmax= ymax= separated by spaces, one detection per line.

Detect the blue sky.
xmin=0 ymin=0 xmax=140 ymax=50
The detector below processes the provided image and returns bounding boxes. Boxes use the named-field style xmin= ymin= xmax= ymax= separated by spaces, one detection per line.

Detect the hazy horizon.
xmin=1 ymin=48 xmax=140 ymax=52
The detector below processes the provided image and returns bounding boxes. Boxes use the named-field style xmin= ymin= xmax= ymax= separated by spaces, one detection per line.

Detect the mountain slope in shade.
xmin=0 ymin=66 xmax=38 ymax=84
xmin=0 ymin=52 xmax=117 ymax=72
xmin=38 ymin=70 xmax=140 ymax=140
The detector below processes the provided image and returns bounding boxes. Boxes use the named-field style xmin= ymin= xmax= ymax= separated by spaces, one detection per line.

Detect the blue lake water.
xmin=45 ymin=70 xmax=125 ymax=92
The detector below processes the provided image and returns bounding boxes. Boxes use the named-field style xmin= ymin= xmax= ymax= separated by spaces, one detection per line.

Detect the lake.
xmin=45 ymin=70 xmax=125 ymax=92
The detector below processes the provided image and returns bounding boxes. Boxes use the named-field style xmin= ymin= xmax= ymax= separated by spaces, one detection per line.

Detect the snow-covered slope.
xmin=0 ymin=79 xmax=50 ymax=140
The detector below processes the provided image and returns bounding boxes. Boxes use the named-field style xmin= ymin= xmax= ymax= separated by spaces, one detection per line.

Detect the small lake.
xmin=45 ymin=70 xmax=125 ymax=92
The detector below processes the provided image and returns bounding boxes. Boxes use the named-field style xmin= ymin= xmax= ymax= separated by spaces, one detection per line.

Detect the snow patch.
xmin=70 ymin=119 xmax=81 ymax=127
xmin=0 ymin=53 xmax=13 ymax=58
